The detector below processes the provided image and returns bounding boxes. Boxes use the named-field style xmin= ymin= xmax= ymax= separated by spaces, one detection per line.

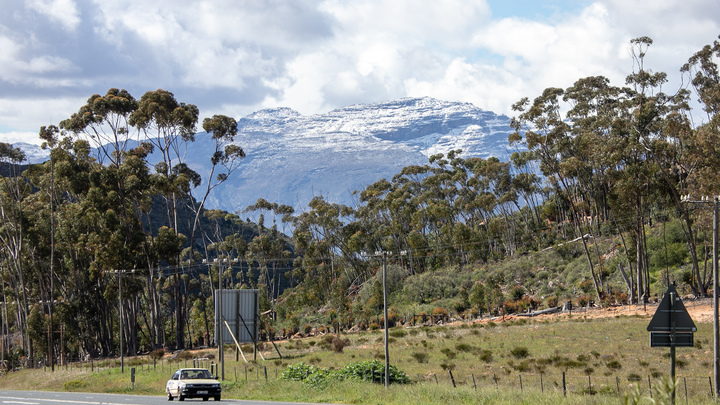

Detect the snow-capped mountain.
xmin=196 ymin=97 xmax=513 ymax=214
xmin=13 ymin=97 xmax=515 ymax=214
xmin=11 ymin=142 xmax=50 ymax=164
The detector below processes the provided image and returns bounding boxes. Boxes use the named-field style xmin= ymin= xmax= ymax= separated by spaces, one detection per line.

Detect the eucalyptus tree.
xmin=187 ymin=115 xmax=245 ymax=254
xmin=676 ymin=35 xmax=720 ymax=294
xmin=130 ymin=89 xmax=198 ymax=349
xmin=292 ymin=197 xmax=362 ymax=303
xmin=130 ymin=89 xmax=198 ymax=231
xmin=59 ymin=88 xmax=139 ymax=167
xmin=510 ymin=87 xmax=604 ymax=303
xmin=606 ymin=37 xmax=693 ymax=300
xmin=0 ymin=143 xmax=33 ymax=364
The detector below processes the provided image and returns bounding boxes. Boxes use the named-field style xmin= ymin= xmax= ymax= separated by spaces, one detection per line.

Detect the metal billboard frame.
xmin=214 ymin=289 xmax=258 ymax=345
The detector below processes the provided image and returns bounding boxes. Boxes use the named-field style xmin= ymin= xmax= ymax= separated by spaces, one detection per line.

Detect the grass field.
xmin=1 ymin=308 xmax=716 ymax=404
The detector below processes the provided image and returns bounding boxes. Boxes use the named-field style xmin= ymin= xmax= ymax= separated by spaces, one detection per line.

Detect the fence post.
xmin=648 ymin=376 xmax=653 ymax=398
xmin=434 ymin=374 xmax=438 ymax=385
xmin=711 ymin=376 xmax=714 ymax=398
xmin=449 ymin=370 xmax=456 ymax=388
xmin=494 ymin=374 xmax=498 ymax=390
xmin=519 ymin=374 xmax=523 ymax=392
xmin=616 ymin=376 xmax=620 ymax=395
xmin=587 ymin=375 xmax=592 ymax=395
xmin=562 ymin=372 xmax=566 ymax=397
xmin=264 ymin=366 xmax=268 ymax=381
xmin=540 ymin=374 xmax=544 ymax=393
xmin=472 ymin=374 xmax=477 ymax=391
xmin=683 ymin=377 xmax=688 ymax=405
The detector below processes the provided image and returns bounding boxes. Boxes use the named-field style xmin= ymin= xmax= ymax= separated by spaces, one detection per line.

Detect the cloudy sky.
xmin=1 ymin=0 xmax=719 ymax=145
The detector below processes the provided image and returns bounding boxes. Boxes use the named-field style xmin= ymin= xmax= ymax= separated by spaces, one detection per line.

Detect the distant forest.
xmin=0 ymin=35 xmax=719 ymax=368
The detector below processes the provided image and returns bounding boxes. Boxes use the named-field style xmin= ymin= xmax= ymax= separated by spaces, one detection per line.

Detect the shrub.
xmin=455 ymin=343 xmax=473 ymax=352
xmin=627 ymin=373 xmax=642 ymax=382
xmin=432 ymin=307 xmax=449 ymax=320
xmin=510 ymin=346 xmax=529 ymax=359
xmin=63 ymin=380 xmax=87 ymax=391
xmin=389 ymin=330 xmax=407 ymax=338
xmin=479 ymin=350 xmax=493 ymax=363
xmin=510 ymin=285 xmax=525 ymax=301
xmin=332 ymin=336 xmax=351 ymax=353
xmin=150 ymin=349 xmax=165 ymax=359
xmin=280 ymin=362 xmax=317 ymax=381
xmin=178 ymin=351 xmax=194 ymax=360
xmin=502 ymin=301 xmax=517 ymax=314
xmin=411 ymin=352 xmax=429 ymax=363
xmin=303 ymin=324 xmax=313 ymax=335
xmin=440 ymin=348 xmax=457 ymax=359
xmin=606 ymin=360 xmax=622 ymax=370
xmin=513 ymin=360 xmax=532 ymax=372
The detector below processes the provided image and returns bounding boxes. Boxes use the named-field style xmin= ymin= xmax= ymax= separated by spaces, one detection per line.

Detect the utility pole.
xmin=217 ymin=258 xmax=224 ymax=381
xmin=374 ymin=251 xmax=390 ymax=389
xmin=111 ymin=269 xmax=137 ymax=373
xmin=372 ymin=250 xmax=407 ymax=388
xmin=681 ymin=195 xmax=719 ymax=395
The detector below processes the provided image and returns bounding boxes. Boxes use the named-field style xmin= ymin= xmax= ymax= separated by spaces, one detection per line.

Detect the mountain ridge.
xmin=13 ymin=97 xmax=515 ymax=215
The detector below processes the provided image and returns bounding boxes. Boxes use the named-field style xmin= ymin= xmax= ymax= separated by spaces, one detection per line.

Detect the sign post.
xmin=647 ymin=285 xmax=696 ymax=404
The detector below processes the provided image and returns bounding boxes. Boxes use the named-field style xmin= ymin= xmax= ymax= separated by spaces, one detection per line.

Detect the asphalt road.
xmin=0 ymin=391 xmax=326 ymax=405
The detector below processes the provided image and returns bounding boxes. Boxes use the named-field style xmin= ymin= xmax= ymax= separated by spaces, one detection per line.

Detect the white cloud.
xmin=0 ymin=96 xmax=88 ymax=144
xmin=26 ymin=0 xmax=81 ymax=31
xmin=1 ymin=0 xmax=720 ymax=144
xmin=0 ymin=32 xmax=76 ymax=82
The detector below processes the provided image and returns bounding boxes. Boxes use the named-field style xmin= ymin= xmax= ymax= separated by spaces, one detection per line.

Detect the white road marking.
xmin=3 ymin=401 xmax=40 ymax=404
xmin=0 ymin=397 xmax=144 ymax=405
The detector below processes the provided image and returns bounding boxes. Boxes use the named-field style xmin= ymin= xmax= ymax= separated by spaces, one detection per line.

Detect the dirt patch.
xmin=474 ymin=298 xmax=715 ymax=324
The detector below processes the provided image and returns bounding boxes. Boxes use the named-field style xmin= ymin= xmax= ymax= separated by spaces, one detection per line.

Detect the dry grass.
xmin=0 ymin=310 xmax=716 ymax=404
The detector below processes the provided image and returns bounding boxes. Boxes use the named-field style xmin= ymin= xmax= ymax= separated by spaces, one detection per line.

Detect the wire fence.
xmin=416 ymin=369 xmax=715 ymax=402
xmin=40 ymin=354 xmax=717 ymax=403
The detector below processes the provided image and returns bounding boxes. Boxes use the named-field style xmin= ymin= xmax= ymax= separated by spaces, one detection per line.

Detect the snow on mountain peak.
xmin=14 ymin=98 xmax=515 ymax=214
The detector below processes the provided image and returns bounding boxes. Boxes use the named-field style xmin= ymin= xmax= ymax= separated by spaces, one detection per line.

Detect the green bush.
xmin=63 ymin=380 xmax=87 ymax=391
xmin=280 ymin=360 xmax=412 ymax=387
xmin=455 ymin=343 xmax=473 ymax=352
xmin=510 ymin=346 xmax=529 ymax=359
xmin=440 ymin=348 xmax=457 ymax=359
xmin=280 ymin=362 xmax=317 ymax=381
xmin=606 ymin=360 xmax=622 ymax=370
xmin=389 ymin=330 xmax=407 ymax=338
xmin=411 ymin=352 xmax=429 ymax=363
xmin=479 ymin=349 xmax=493 ymax=363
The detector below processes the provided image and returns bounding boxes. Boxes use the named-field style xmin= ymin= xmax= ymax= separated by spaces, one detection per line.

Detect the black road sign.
xmin=646 ymin=285 xmax=697 ymax=332
xmin=650 ymin=332 xmax=694 ymax=347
